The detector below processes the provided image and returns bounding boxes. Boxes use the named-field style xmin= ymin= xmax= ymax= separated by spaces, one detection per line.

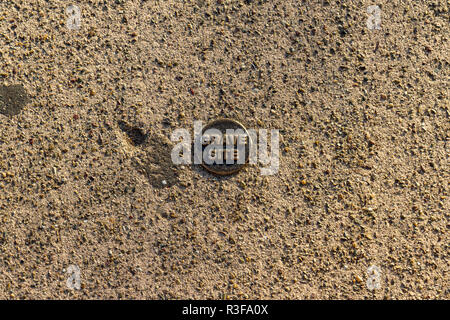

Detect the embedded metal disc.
xmin=200 ymin=119 xmax=251 ymax=175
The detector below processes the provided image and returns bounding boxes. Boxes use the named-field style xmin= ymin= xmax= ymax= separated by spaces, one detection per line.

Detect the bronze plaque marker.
xmin=201 ymin=118 xmax=251 ymax=175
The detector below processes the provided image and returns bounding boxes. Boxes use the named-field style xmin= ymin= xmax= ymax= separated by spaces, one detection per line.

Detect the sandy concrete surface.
xmin=0 ymin=0 xmax=448 ymax=299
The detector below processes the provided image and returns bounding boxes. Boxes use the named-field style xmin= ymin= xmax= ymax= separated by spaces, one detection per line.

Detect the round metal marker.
xmin=201 ymin=118 xmax=251 ymax=175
